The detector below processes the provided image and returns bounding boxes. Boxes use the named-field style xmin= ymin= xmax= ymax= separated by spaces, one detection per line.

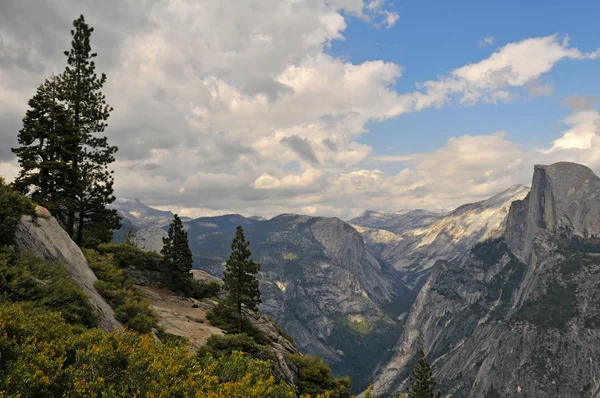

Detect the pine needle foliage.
xmin=223 ymin=226 xmax=262 ymax=332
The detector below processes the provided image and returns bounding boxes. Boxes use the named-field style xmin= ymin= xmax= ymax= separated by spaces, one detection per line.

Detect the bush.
xmin=189 ymin=279 xmax=222 ymax=299
xmin=85 ymin=248 xmax=157 ymax=333
xmin=0 ymin=303 xmax=300 ymax=398
xmin=290 ymin=354 xmax=352 ymax=398
xmin=199 ymin=333 xmax=271 ymax=360
xmin=0 ymin=247 xmax=98 ymax=327
xmin=97 ymin=242 xmax=162 ymax=269
xmin=206 ymin=303 xmax=270 ymax=345
xmin=0 ymin=178 xmax=35 ymax=246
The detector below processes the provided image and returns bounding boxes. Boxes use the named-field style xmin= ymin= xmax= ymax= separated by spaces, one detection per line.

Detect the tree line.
xmin=12 ymin=15 xmax=119 ymax=247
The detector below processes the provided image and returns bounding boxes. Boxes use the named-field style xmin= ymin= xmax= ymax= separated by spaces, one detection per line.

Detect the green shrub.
xmin=206 ymin=303 xmax=270 ymax=345
xmin=189 ymin=279 xmax=222 ymax=299
xmin=97 ymin=242 xmax=162 ymax=268
xmin=85 ymin=248 xmax=157 ymax=333
xmin=290 ymin=354 xmax=352 ymax=398
xmin=514 ymin=280 xmax=578 ymax=329
xmin=0 ymin=247 xmax=98 ymax=327
xmin=0 ymin=303 xmax=298 ymax=398
xmin=0 ymin=178 xmax=35 ymax=246
xmin=199 ymin=333 xmax=270 ymax=360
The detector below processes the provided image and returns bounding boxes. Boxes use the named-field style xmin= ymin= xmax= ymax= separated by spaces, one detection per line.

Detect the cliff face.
xmin=505 ymin=162 xmax=600 ymax=264
xmin=370 ymin=163 xmax=600 ymax=397
xmin=15 ymin=207 xmax=122 ymax=332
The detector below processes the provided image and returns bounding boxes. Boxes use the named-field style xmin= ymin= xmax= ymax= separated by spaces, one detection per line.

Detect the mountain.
xmin=350 ymin=185 xmax=530 ymax=287
xmin=370 ymin=162 xmax=600 ymax=397
xmin=111 ymin=198 xmax=194 ymax=243
xmin=350 ymin=209 xmax=443 ymax=236
xmin=133 ymin=213 xmax=414 ymax=391
xmin=111 ymin=197 xmax=185 ymax=229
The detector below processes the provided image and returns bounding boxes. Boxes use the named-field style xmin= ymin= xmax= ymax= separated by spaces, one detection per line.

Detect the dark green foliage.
xmin=189 ymin=279 xmax=222 ymax=300
xmin=514 ymin=280 xmax=578 ymax=329
xmin=223 ymin=226 xmax=262 ymax=332
xmin=12 ymin=15 xmax=120 ymax=247
xmin=558 ymin=231 xmax=600 ymax=254
xmin=0 ymin=178 xmax=35 ymax=246
xmin=12 ymin=76 xmax=76 ymax=223
xmin=161 ymin=214 xmax=194 ymax=293
xmin=85 ymin=248 xmax=156 ymax=333
xmin=97 ymin=242 xmax=162 ymax=269
xmin=61 ymin=15 xmax=119 ymax=246
xmin=206 ymin=303 xmax=270 ymax=345
xmin=290 ymin=354 xmax=352 ymax=398
xmin=0 ymin=246 xmax=98 ymax=327
xmin=472 ymin=237 xmax=507 ymax=265
xmin=199 ymin=333 xmax=270 ymax=360
xmin=408 ymin=348 xmax=442 ymax=398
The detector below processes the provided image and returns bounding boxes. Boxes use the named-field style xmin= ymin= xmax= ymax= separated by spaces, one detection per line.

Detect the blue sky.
xmin=330 ymin=0 xmax=600 ymax=154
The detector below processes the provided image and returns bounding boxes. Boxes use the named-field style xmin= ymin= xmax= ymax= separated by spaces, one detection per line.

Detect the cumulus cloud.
xmin=479 ymin=36 xmax=494 ymax=48
xmin=525 ymin=79 xmax=554 ymax=97
xmin=280 ymin=135 xmax=320 ymax=165
xmin=1 ymin=2 xmax=600 ymax=219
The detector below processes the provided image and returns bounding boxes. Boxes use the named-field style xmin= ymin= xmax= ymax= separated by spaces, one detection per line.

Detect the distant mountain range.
xmin=350 ymin=184 xmax=530 ymax=287
xmin=114 ymin=183 xmax=533 ymax=392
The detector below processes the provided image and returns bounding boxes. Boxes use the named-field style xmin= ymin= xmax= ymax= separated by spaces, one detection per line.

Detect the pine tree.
xmin=60 ymin=15 xmax=119 ymax=246
xmin=222 ymin=226 xmax=262 ymax=333
xmin=161 ymin=214 xmax=193 ymax=292
xmin=408 ymin=348 xmax=441 ymax=398
xmin=12 ymin=76 xmax=77 ymax=223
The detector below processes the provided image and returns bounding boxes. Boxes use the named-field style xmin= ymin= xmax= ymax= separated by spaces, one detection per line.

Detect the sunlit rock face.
xmin=352 ymin=184 xmax=530 ymax=287
xmin=15 ymin=207 xmax=122 ymax=332
xmin=370 ymin=162 xmax=600 ymax=398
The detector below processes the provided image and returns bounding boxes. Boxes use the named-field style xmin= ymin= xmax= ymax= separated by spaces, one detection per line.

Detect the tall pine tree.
xmin=223 ymin=226 xmax=261 ymax=332
xmin=161 ymin=214 xmax=193 ymax=292
xmin=408 ymin=348 xmax=441 ymax=398
xmin=60 ymin=14 xmax=119 ymax=246
xmin=12 ymin=76 xmax=76 ymax=223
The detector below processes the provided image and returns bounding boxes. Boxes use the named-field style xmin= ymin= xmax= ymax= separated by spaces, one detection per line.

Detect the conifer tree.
xmin=408 ymin=348 xmax=441 ymax=398
xmin=60 ymin=14 xmax=119 ymax=246
xmin=161 ymin=214 xmax=193 ymax=292
xmin=12 ymin=76 xmax=76 ymax=223
xmin=223 ymin=226 xmax=261 ymax=332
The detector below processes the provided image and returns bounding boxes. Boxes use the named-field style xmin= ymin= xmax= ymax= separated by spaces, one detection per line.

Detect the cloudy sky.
xmin=1 ymin=0 xmax=600 ymax=219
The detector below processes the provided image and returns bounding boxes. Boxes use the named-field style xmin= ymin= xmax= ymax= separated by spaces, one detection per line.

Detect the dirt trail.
xmin=135 ymin=285 xmax=223 ymax=350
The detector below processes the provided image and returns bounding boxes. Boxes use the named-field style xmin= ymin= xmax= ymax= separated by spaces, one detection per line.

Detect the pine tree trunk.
xmin=237 ymin=301 xmax=242 ymax=333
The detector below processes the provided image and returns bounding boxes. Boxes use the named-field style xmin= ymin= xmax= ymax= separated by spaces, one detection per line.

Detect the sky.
xmin=1 ymin=0 xmax=600 ymax=220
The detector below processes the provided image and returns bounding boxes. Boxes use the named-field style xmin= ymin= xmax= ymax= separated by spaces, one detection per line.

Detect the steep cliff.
xmin=370 ymin=163 xmax=600 ymax=397
xmin=14 ymin=207 xmax=122 ymax=332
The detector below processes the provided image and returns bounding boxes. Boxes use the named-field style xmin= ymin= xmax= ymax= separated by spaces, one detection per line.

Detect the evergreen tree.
xmin=408 ymin=348 xmax=441 ymax=398
xmin=161 ymin=214 xmax=193 ymax=292
xmin=222 ymin=226 xmax=261 ymax=333
xmin=60 ymin=14 xmax=119 ymax=246
xmin=12 ymin=76 xmax=77 ymax=223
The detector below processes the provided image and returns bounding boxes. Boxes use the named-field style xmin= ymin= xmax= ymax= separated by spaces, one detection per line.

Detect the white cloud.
xmin=1 ymin=3 xmax=600 ymax=219
xmin=479 ymin=36 xmax=494 ymax=48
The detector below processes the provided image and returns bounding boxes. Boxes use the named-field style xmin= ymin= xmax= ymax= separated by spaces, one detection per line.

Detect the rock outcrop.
xmin=15 ymin=206 xmax=122 ymax=332
xmin=506 ymin=162 xmax=600 ymax=264
xmin=369 ymin=163 xmax=600 ymax=397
